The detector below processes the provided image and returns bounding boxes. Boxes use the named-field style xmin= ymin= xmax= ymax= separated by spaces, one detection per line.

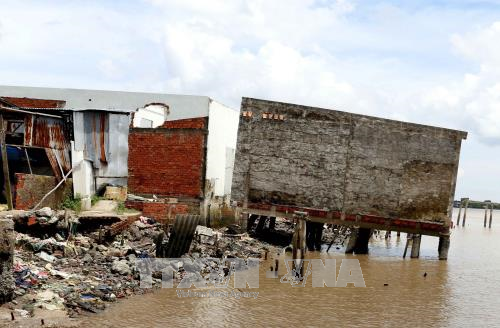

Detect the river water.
xmin=83 ymin=208 xmax=500 ymax=327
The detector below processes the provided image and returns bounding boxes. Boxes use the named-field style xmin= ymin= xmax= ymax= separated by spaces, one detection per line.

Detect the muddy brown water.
xmin=82 ymin=208 xmax=500 ymax=327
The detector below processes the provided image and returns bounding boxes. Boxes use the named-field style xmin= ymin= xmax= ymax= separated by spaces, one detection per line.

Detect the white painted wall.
xmin=133 ymin=104 xmax=168 ymax=128
xmin=206 ymin=100 xmax=239 ymax=197
xmin=71 ymin=141 xmax=94 ymax=210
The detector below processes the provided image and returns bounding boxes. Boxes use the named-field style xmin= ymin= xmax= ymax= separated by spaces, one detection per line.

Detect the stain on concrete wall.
xmin=232 ymin=98 xmax=467 ymax=223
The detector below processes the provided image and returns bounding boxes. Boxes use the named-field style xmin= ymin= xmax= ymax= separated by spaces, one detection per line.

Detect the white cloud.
xmin=419 ymin=22 xmax=500 ymax=144
xmin=1 ymin=0 xmax=500 ymax=198
xmin=156 ymin=0 xmax=358 ymax=109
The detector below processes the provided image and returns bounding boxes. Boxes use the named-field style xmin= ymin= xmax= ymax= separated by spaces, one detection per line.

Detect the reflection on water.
xmin=84 ymin=209 xmax=500 ymax=327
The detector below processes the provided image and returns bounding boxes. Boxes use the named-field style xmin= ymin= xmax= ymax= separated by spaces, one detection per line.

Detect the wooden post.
xmin=438 ymin=234 xmax=450 ymax=260
xmin=456 ymin=198 xmax=464 ymax=226
xmin=484 ymin=201 xmax=490 ymax=228
xmin=462 ymin=198 xmax=469 ymax=227
xmin=0 ymin=114 xmax=13 ymax=210
xmin=410 ymin=234 xmax=421 ymax=258
xmin=403 ymin=234 xmax=411 ymax=258
xmin=489 ymin=204 xmax=494 ymax=229
xmin=24 ymin=148 xmax=32 ymax=174
xmin=292 ymin=212 xmax=307 ymax=276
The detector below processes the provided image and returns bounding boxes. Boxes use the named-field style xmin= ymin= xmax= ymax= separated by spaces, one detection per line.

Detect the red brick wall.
xmin=1 ymin=97 xmax=65 ymax=108
xmin=15 ymin=173 xmax=73 ymax=210
xmin=161 ymin=117 xmax=207 ymax=129
xmin=125 ymin=200 xmax=189 ymax=223
xmin=128 ymin=119 xmax=207 ymax=198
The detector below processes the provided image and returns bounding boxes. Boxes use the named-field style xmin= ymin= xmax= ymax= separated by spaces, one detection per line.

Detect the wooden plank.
xmin=0 ymin=114 xmax=13 ymax=210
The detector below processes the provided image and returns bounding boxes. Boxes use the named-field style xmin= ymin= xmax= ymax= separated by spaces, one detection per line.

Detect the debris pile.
xmin=9 ymin=218 xmax=163 ymax=318
xmin=0 ymin=207 xmax=287 ymax=323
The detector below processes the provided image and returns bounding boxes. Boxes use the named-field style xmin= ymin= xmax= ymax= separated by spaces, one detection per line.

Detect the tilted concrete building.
xmin=232 ymin=98 xmax=467 ymax=259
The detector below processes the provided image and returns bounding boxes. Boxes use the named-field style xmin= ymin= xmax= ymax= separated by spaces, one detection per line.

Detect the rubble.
xmin=1 ymin=206 xmax=296 ymax=324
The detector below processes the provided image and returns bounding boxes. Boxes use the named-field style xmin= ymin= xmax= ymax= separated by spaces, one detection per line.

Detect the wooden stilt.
xmin=403 ymin=233 xmax=412 ymax=258
xmin=345 ymin=228 xmax=358 ymax=254
xmin=292 ymin=212 xmax=307 ymax=276
xmin=489 ymin=205 xmax=493 ymax=229
xmin=456 ymin=199 xmax=464 ymax=226
xmin=462 ymin=198 xmax=469 ymax=227
xmin=0 ymin=114 xmax=13 ymax=210
xmin=410 ymin=234 xmax=421 ymax=258
xmin=484 ymin=201 xmax=489 ymax=228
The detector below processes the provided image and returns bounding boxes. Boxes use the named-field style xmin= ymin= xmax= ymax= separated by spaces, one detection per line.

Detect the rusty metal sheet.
xmin=24 ymin=116 xmax=69 ymax=150
xmin=24 ymin=115 xmax=34 ymax=146
xmin=45 ymin=148 xmax=63 ymax=181
xmin=83 ymin=112 xmax=109 ymax=168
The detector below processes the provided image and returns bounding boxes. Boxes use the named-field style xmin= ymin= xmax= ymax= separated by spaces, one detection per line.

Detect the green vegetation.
xmin=91 ymin=194 xmax=103 ymax=206
xmin=456 ymin=200 xmax=500 ymax=209
xmin=116 ymin=201 xmax=136 ymax=214
xmin=61 ymin=194 xmax=82 ymax=213
xmin=116 ymin=201 xmax=126 ymax=214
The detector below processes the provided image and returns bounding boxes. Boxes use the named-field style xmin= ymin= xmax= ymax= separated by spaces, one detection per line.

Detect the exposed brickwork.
xmin=1 ymin=97 xmax=65 ymax=108
xmin=125 ymin=200 xmax=189 ymax=223
xmin=161 ymin=117 xmax=207 ymax=129
xmin=15 ymin=174 xmax=73 ymax=210
xmin=128 ymin=121 xmax=207 ymax=199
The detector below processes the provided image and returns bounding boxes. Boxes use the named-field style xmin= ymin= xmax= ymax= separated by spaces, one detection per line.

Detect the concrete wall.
xmin=232 ymin=98 xmax=467 ymax=223
xmin=15 ymin=173 xmax=73 ymax=210
xmin=206 ymin=100 xmax=239 ymax=197
xmin=133 ymin=104 xmax=168 ymax=128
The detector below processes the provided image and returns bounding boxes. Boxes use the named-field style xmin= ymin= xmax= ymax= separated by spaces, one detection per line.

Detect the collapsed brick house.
xmin=0 ymin=86 xmax=239 ymax=221
xmin=0 ymin=95 xmax=132 ymax=211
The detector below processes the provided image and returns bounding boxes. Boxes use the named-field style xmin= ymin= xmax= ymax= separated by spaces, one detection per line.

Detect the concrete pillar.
xmin=246 ymin=214 xmax=258 ymax=231
xmin=0 ymin=218 xmax=14 ymax=304
xmin=438 ymin=234 xmax=450 ymax=260
xmin=255 ymin=216 xmax=267 ymax=234
xmin=269 ymin=217 xmax=276 ymax=230
xmin=410 ymin=234 xmax=421 ymax=258
xmin=345 ymin=227 xmax=371 ymax=254
xmin=292 ymin=217 xmax=307 ymax=275
xmin=345 ymin=228 xmax=358 ymax=254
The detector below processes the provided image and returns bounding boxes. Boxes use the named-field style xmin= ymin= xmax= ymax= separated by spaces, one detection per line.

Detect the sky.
xmin=0 ymin=0 xmax=499 ymax=200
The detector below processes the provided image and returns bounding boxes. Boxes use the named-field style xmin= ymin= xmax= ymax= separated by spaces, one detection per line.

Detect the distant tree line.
xmin=454 ymin=200 xmax=500 ymax=209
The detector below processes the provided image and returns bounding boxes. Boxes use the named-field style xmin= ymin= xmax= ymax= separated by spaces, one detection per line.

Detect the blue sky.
xmin=0 ymin=0 xmax=499 ymax=200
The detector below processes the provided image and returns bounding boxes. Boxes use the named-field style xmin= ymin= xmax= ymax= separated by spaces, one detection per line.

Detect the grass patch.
xmin=61 ymin=194 xmax=82 ymax=213
xmin=91 ymin=194 xmax=103 ymax=206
